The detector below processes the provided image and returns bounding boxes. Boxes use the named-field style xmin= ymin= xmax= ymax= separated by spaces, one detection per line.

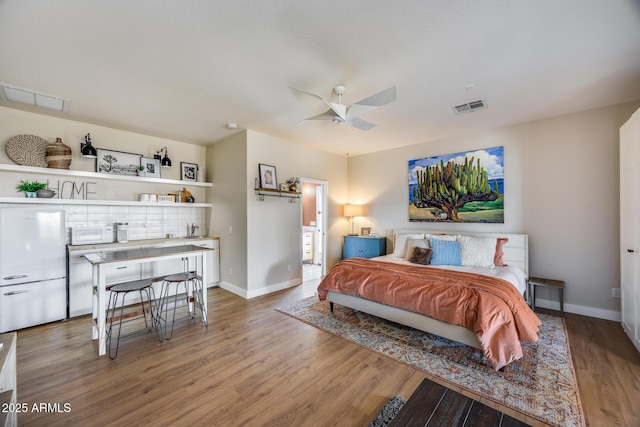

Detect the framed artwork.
xmin=408 ymin=146 xmax=504 ymax=223
xmin=361 ymin=227 xmax=371 ymax=236
xmin=141 ymin=157 xmax=160 ymax=178
xmin=181 ymin=162 xmax=198 ymax=181
xmin=259 ymin=163 xmax=278 ymax=190
xmin=279 ymin=183 xmax=289 ymax=191
xmin=96 ymin=149 xmax=142 ymax=176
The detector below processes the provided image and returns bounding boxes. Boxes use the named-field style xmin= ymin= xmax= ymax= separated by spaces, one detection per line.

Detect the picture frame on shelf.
xmin=258 ymin=163 xmax=278 ymax=190
xmin=279 ymin=183 xmax=289 ymax=191
xmin=96 ymin=149 xmax=142 ymax=176
xmin=141 ymin=157 xmax=160 ymax=178
xmin=361 ymin=227 xmax=371 ymax=236
xmin=181 ymin=162 xmax=198 ymax=181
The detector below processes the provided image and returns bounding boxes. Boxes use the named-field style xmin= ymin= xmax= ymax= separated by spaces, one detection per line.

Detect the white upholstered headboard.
xmin=392 ymin=229 xmax=529 ymax=276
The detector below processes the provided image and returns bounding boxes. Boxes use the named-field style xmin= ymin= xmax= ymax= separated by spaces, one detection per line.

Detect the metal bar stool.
xmin=105 ymin=278 xmax=156 ymax=359
xmin=156 ymin=272 xmax=207 ymax=341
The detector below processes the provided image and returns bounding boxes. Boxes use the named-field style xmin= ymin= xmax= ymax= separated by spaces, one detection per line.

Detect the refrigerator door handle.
xmin=4 ymin=289 xmax=29 ymax=296
xmin=3 ymin=275 xmax=28 ymax=280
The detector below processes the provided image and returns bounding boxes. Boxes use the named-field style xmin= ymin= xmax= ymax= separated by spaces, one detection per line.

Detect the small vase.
xmin=46 ymin=137 xmax=72 ymax=169
xmin=25 ymin=192 xmax=37 ymax=198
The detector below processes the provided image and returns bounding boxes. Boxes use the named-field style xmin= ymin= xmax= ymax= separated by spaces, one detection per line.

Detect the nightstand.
xmin=529 ymin=276 xmax=565 ymax=315
xmin=343 ymin=236 xmax=386 ymax=259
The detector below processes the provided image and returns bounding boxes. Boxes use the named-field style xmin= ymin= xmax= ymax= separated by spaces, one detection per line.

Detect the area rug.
xmin=368 ymin=395 xmax=406 ymax=427
xmin=276 ymin=296 xmax=586 ymax=427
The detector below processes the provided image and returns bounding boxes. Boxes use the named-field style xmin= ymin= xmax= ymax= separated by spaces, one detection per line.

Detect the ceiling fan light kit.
xmin=291 ymin=84 xmax=397 ymax=131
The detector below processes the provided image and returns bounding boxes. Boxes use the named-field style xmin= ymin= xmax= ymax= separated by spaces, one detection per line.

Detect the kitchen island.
xmin=84 ymin=244 xmax=213 ymax=356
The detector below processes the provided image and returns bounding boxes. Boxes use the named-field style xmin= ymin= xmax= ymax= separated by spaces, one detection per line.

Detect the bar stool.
xmin=156 ymin=272 xmax=207 ymax=340
xmin=105 ymin=279 xmax=156 ymax=359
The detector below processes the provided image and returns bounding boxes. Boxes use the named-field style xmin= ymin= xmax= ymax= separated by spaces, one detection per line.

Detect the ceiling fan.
xmin=290 ymin=85 xmax=397 ymax=131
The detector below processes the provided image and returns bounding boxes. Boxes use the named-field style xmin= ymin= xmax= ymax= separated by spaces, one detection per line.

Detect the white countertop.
xmin=67 ymin=236 xmax=219 ymax=252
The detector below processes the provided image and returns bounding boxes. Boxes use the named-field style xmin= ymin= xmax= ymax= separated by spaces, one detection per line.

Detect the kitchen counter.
xmin=67 ymin=237 xmax=220 ymax=318
xmin=67 ymin=236 xmax=220 ymax=252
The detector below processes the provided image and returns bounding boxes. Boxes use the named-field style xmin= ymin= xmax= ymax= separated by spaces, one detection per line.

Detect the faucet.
xmin=190 ymin=223 xmax=199 ymax=237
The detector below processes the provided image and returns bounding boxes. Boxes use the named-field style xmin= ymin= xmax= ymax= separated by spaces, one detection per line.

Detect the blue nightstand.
xmin=343 ymin=236 xmax=386 ymax=259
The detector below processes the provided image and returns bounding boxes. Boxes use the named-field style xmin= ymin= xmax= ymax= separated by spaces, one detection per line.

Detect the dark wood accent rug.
xmin=390 ymin=378 xmax=530 ymax=427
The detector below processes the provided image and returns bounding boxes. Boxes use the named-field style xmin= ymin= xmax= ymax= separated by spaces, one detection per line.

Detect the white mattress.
xmin=371 ymin=254 xmax=528 ymax=295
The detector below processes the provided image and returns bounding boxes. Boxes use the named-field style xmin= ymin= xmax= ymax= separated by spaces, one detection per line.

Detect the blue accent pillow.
xmin=429 ymin=238 xmax=462 ymax=266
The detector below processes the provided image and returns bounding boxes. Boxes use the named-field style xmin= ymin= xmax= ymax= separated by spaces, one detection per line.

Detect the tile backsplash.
xmin=0 ymin=203 xmax=207 ymax=244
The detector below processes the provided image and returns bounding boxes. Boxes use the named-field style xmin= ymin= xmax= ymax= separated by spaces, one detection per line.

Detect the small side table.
xmin=529 ymin=277 xmax=565 ymax=315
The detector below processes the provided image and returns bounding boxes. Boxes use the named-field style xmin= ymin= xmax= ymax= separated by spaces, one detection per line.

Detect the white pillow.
xmin=393 ymin=233 xmax=425 ymax=257
xmin=405 ymin=238 xmax=430 ymax=261
xmin=457 ymin=235 xmax=497 ymax=268
xmin=425 ymin=233 xmax=457 ymax=242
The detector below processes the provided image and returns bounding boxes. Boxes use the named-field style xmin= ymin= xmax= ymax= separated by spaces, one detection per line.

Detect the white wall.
xmin=207 ymin=131 xmax=249 ymax=296
xmin=208 ymin=130 xmax=348 ymax=298
xmin=0 ymin=106 xmax=207 ymax=201
xmin=245 ymin=130 xmax=347 ymax=297
xmin=349 ymin=101 xmax=640 ymax=320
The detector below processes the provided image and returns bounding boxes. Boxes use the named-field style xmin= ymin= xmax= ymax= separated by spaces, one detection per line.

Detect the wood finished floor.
xmin=13 ymin=282 xmax=640 ymax=427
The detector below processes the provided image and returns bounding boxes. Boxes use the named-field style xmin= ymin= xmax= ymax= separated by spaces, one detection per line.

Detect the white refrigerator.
xmin=0 ymin=207 xmax=67 ymax=333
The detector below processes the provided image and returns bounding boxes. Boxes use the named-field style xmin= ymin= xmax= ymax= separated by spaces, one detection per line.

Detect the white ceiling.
xmin=1 ymin=1 xmax=639 ymax=156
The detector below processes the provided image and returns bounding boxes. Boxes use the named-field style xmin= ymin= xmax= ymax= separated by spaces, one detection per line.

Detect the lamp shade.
xmin=343 ymin=204 xmax=364 ymax=217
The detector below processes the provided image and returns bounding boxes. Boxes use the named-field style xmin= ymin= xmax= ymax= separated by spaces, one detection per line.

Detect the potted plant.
xmin=137 ymin=165 xmax=146 ymax=177
xmin=16 ymin=180 xmax=47 ymax=198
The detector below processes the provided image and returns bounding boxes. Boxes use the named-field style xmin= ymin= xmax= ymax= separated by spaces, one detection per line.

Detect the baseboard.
xmin=217 ymin=279 xmax=302 ymax=299
xmin=246 ymin=278 xmax=301 ymax=299
xmin=217 ymin=281 xmax=248 ymax=298
xmin=534 ymin=297 xmax=621 ymax=322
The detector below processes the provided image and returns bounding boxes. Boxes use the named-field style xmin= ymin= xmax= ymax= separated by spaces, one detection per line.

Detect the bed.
xmin=317 ymin=229 xmax=541 ymax=371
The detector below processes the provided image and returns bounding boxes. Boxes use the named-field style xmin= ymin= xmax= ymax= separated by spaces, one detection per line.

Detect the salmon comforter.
xmin=317 ymin=258 xmax=541 ymax=370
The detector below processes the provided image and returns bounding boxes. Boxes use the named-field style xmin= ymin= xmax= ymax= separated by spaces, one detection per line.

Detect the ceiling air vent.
xmin=452 ymin=99 xmax=487 ymax=115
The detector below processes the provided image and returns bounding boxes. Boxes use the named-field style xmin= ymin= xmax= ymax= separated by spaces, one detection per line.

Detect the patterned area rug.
xmin=276 ymin=296 xmax=585 ymax=427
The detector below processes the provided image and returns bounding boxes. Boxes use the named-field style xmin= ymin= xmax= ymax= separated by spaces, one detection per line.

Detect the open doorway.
xmin=300 ymin=178 xmax=327 ymax=282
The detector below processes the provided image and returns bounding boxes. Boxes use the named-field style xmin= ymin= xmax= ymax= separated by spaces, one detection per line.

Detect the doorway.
xmin=300 ymin=178 xmax=327 ymax=282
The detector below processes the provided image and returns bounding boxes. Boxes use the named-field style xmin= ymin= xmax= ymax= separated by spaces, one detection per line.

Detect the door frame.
xmin=300 ymin=177 xmax=328 ymax=278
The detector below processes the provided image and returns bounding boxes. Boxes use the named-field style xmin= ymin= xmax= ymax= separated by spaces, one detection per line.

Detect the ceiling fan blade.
xmin=289 ymin=86 xmax=346 ymax=120
xmin=346 ymin=86 xmax=397 ymax=119
xmin=288 ymin=86 xmax=331 ymax=105
xmin=343 ymin=117 xmax=377 ymax=131
xmin=297 ymin=109 xmax=337 ymax=125
xmin=329 ymin=102 xmax=346 ymax=120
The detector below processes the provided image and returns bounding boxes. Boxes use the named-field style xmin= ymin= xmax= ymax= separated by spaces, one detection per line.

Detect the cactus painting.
xmin=408 ymin=146 xmax=504 ymax=222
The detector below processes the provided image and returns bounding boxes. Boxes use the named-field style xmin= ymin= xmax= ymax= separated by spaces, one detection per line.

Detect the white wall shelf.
xmin=0 ymin=163 xmax=212 ymax=187
xmin=0 ymin=196 xmax=212 ymax=207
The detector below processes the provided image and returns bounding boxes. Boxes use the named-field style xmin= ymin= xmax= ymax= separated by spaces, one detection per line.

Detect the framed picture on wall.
xmin=181 ymin=162 xmax=198 ymax=181
xmin=96 ymin=149 xmax=142 ymax=176
xmin=259 ymin=163 xmax=278 ymax=190
xmin=141 ymin=157 xmax=160 ymax=178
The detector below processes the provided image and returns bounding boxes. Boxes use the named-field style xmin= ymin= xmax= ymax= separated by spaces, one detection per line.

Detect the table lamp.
xmin=343 ymin=204 xmax=364 ymax=236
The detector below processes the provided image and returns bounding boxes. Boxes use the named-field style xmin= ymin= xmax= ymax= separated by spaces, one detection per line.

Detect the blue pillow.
xmin=429 ymin=238 xmax=462 ymax=266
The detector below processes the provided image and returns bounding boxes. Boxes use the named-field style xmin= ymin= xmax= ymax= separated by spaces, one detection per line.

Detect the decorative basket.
xmin=46 ymin=137 xmax=72 ymax=169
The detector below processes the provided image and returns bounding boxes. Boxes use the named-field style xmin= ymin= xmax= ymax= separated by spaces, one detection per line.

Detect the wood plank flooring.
xmin=12 ymin=282 xmax=640 ymax=426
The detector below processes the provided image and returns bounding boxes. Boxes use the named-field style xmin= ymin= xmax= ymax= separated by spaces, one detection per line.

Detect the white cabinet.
xmin=67 ymin=238 xmax=220 ymax=317
xmin=0 ymin=333 xmax=16 ymax=427
xmin=68 ymin=247 xmax=143 ymax=317
xmin=303 ymin=232 xmax=313 ymax=262
xmin=187 ymin=239 xmax=220 ymax=287
xmin=620 ymin=107 xmax=640 ymax=353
